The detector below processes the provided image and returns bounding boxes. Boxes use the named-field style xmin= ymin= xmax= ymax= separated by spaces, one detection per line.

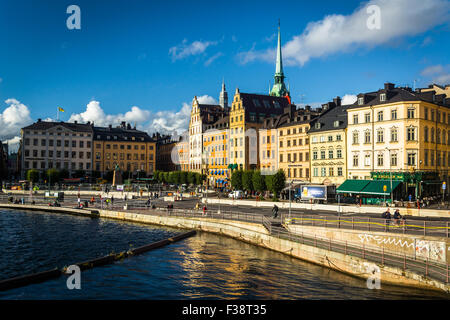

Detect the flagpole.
xmin=57 ymin=108 xmax=59 ymax=121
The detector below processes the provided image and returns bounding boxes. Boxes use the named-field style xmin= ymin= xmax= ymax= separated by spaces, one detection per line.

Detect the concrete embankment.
xmin=202 ymin=198 xmax=450 ymax=219
xmin=1 ymin=203 xmax=448 ymax=294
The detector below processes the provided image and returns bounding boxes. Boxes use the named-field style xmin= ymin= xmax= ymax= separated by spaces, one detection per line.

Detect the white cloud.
xmin=0 ymin=99 xmax=33 ymax=140
xmin=238 ymin=0 xmax=450 ymax=66
xmin=69 ymin=95 xmax=218 ymax=137
xmin=3 ymin=136 xmax=21 ymax=152
xmin=204 ymin=52 xmax=224 ymax=66
xmin=341 ymin=94 xmax=358 ymax=105
xmin=169 ymin=39 xmax=218 ymax=61
xmin=421 ymin=64 xmax=450 ymax=85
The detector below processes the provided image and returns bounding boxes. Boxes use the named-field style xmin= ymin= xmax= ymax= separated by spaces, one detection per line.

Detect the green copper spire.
xmin=270 ymin=20 xmax=289 ymax=97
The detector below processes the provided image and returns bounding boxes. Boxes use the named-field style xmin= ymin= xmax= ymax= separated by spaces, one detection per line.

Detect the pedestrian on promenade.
xmin=111 ymin=195 xmax=114 ymax=206
xmin=272 ymin=204 xmax=279 ymax=218
xmin=203 ymin=205 xmax=207 ymax=216
xmin=382 ymin=208 xmax=391 ymax=230
xmin=77 ymin=197 xmax=81 ymax=208
xmin=90 ymin=196 xmax=95 ymax=205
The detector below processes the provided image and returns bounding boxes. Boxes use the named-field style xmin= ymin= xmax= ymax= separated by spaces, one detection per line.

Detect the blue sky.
xmin=0 ymin=0 xmax=449 ymax=150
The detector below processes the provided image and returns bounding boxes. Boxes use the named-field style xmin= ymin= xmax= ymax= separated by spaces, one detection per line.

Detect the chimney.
xmin=333 ymin=96 xmax=341 ymax=106
xmin=87 ymin=121 xmax=90 ymax=125
xmin=121 ymin=121 xmax=126 ymax=128
xmin=37 ymin=118 xmax=41 ymax=122
xmin=127 ymin=123 xmax=131 ymax=130
xmin=74 ymin=120 xmax=77 ymax=124
xmin=305 ymin=105 xmax=311 ymax=111
xmin=384 ymin=82 xmax=395 ymax=91
xmin=284 ymin=105 xmax=296 ymax=117
xmin=108 ymin=124 xmax=112 ymax=130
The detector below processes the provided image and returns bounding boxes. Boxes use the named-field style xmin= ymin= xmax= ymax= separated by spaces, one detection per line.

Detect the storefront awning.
xmin=359 ymin=180 xmax=402 ymax=196
xmin=336 ymin=180 xmax=371 ymax=193
xmin=422 ymin=180 xmax=443 ymax=185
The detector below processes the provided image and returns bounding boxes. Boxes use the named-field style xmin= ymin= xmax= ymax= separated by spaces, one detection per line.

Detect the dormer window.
xmin=333 ymin=120 xmax=339 ymax=127
xmin=380 ymin=93 xmax=386 ymax=102
xmin=315 ymin=123 xmax=321 ymax=129
xmin=358 ymin=97 xmax=364 ymax=105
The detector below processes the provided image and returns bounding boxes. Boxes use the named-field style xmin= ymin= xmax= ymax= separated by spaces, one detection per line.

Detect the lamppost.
xmin=201 ymin=152 xmax=209 ymax=206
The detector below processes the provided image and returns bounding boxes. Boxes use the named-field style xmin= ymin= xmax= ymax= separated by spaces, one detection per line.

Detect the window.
xmin=333 ymin=121 xmax=339 ymax=127
xmin=313 ymin=168 xmax=318 ymax=177
xmin=407 ymin=107 xmax=415 ymax=119
xmin=329 ymin=168 xmax=334 ymax=176
xmin=391 ymin=109 xmax=397 ymax=120
xmin=321 ymin=167 xmax=326 ymax=177
xmin=337 ymin=167 xmax=343 ymax=176
xmin=320 ymin=150 xmax=325 ymax=159
xmin=337 ymin=149 xmax=342 ymax=158
xmin=424 ymin=127 xmax=429 ymax=142
xmin=437 ymin=128 xmax=441 ymax=144
xmin=328 ymin=149 xmax=333 ymax=159
xmin=431 ymin=127 xmax=435 ymax=143
xmin=407 ymin=152 xmax=416 ymax=166
xmin=365 ymin=113 xmax=370 ymax=123
xmin=336 ymin=135 xmax=342 ymax=141
xmin=424 ymin=108 xmax=428 ymax=120
xmin=365 ymin=154 xmax=370 ymax=166
xmin=352 ymin=131 xmax=359 ymax=144
xmin=377 ymin=154 xmax=384 ymax=166
xmin=353 ymin=114 xmax=358 ymax=124
xmin=313 ymin=151 xmax=318 ymax=160
xmin=388 ymin=153 xmax=396 ymax=167
xmin=328 ymin=135 xmax=333 ymax=142
xmin=391 ymin=128 xmax=398 ymax=142
xmin=377 ymin=129 xmax=384 ymax=143
xmin=380 ymin=93 xmax=386 ymax=102
xmin=358 ymin=97 xmax=364 ymax=105
xmin=41 ymin=139 xmax=46 ymax=146
xmin=424 ymin=150 xmax=428 ymax=166
xmin=364 ymin=131 xmax=371 ymax=144
xmin=407 ymin=127 xmax=416 ymax=141
xmin=377 ymin=111 xmax=383 ymax=122
xmin=353 ymin=155 xmax=359 ymax=167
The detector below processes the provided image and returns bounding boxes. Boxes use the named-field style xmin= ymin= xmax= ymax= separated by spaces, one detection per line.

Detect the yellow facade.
xmin=229 ymin=91 xmax=248 ymax=171
xmin=278 ymin=123 xmax=311 ymax=182
xmin=93 ymin=140 xmax=156 ymax=175
xmin=203 ymin=128 xmax=229 ymax=187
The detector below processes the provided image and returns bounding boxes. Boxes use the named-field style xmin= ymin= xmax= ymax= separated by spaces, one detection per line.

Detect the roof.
xmin=93 ymin=126 xmax=154 ymax=142
xmin=262 ymin=106 xmax=321 ymax=129
xmin=308 ymin=104 xmax=349 ymax=133
xmin=346 ymin=84 xmax=450 ymax=110
xmin=239 ymin=92 xmax=290 ymax=114
xmin=22 ymin=121 xmax=94 ymax=133
xmin=198 ymin=104 xmax=228 ymax=125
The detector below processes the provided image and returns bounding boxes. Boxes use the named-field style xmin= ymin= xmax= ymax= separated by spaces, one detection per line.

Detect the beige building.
xmin=20 ymin=120 xmax=93 ymax=178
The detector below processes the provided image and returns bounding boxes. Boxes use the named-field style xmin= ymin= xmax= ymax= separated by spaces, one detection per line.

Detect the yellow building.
xmin=93 ymin=122 xmax=156 ymax=176
xmin=344 ymin=83 xmax=450 ymax=198
xmin=309 ymin=98 xmax=348 ymax=186
xmin=229 ymin=89 xmax=288 ymax=171
xmin=260 ymin=105 xmax=320 ymax=181
xmin=203 ymin=115 xmax=229 ymax=188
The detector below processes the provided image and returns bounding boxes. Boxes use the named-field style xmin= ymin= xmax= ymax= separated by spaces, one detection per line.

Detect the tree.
xmin=26 ymin=169 xmax=40 ymax=183
xmin=231 ymin=170 xmax=243 ymax=190
xmin=179 ymin=171 xmax=188 ymax=185
xmin=265 ymin=174 xmax=274 ymax=196
xmin=271 ymin=169 xmax=286 ymax=200
xmin=187 ymin=172 xmax=196 ymax=185
xmin=46 ymin=169 xmax=60 ymax=184
xmin=163 ymin=172 xmax=170 ymax=183
xmin=242 ymin=170 xmax=254 ymax=192
xmin=252 ymin=170 xmax=266 ymax=193
xmin=60 ymin=169 xmax=70 ymax=179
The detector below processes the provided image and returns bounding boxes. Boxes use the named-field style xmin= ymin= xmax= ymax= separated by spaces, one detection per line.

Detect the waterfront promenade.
xmin=0 ymin=196 xmax=449 ymax=294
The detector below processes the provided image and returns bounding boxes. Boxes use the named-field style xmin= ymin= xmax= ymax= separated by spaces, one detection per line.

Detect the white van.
xmin=228 ymin=190 xmax=244 ymax=199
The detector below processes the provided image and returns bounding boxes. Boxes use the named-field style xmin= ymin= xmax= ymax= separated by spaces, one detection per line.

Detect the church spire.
xmin=270 ymin=20 xmax=289 ymax=98
xmin=219 ymin=78 xmax=228 ymax=108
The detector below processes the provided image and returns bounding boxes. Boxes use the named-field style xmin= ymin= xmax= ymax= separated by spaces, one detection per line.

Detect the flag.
xmin=58 ymin=107 xmax=65 ymax=112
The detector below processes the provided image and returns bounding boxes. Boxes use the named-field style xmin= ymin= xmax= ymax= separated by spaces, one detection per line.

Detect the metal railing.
xmin=287 ymin=214 xmax=450 ymax=238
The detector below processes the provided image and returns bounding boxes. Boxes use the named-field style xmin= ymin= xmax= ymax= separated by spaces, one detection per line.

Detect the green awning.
xmin=336 ymin=179 xmax=371 ymax=193
xmin=359 ymin=180 xmax=402 ymax=196
xmin=422 ymin=180 xmax=442 ymax=185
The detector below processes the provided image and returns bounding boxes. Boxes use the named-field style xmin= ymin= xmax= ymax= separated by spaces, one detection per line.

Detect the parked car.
xmin=228 ymin=190 xmax=244 ymax=199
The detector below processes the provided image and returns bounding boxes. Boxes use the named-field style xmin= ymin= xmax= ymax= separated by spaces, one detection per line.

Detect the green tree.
xmin=187 ymin=172 xmax=196 ymax=185
xmin=271 ymin=169 xmax=286 ymax=200
xmin=252 ymin=170 xmax=266 ymax=193
xmin=231 ymin=170 xmax=243 ymax=190
xmin=179 ymin=171 xmax=188 ymax=185
xmin=60 ymin=169 xmax=70 ymax=179
xmin=242 ymin=170 xmax=254 ymax=192
xmin=265 ymin=174 xmax=274 ymax=195
xmin=46 ymin=169 xmax=60 ymax=184
xmin=194 ymin=173 xmax=203 ymax=186
xmin=26 ymin=169 xmax=40 ymax=183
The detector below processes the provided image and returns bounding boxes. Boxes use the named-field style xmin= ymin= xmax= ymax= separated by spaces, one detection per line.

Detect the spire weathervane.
xmin=270 ymin=20 xmax=289 ymax=97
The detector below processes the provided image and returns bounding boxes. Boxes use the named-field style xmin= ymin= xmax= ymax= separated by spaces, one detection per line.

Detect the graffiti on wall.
xmin=415 ymin=240 xmax=446 ymax=263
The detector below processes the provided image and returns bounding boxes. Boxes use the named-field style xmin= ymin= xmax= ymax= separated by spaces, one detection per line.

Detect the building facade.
xmin=346 ymin=83 xmax=450 ymax=198
xmin=20 ymin=120 xmax=94 ymax=178
xmin=93 ymin=122 xmax=156 ymax=177
xmin=154 ymin=133 xmax=177 ymax=172
xmin=308 ymin=98 xmax=348 ymax=186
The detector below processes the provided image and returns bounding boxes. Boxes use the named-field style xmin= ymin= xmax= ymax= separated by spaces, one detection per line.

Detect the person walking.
xmin=382 ymin=208 xmax=391 ymax=230
xmin=77 ymin=196 xmax=81 ymax=208
xmin=272 ymin=204 xmax=279 ymax=219
xmin=111 ymin=195 xmax=114 ymax=206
